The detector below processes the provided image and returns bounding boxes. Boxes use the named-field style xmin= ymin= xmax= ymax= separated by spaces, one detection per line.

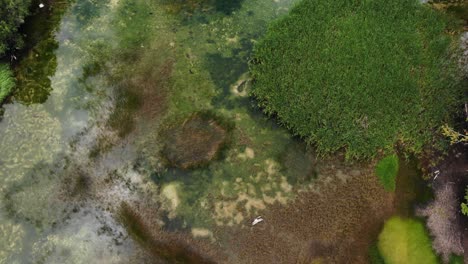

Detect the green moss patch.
xmin=449 ymin=254 xmax=464 ymax=264
xmin=250 ymin=0 xmax=464 ymax=159
xmin=375 ymin=155 xmax=399 ymax=192
xmin=378 ymin=217 xmax=438 ymax=264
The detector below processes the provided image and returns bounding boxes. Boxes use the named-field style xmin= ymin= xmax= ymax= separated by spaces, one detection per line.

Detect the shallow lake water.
xmin=0 ymin=0 xmax=447 ymax=263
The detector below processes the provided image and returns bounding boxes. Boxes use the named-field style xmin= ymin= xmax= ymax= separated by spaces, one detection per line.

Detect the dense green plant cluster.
xmin=460 ymin=186 xmax=468 ymax=215
xmin=449 ymin=254 xmax=464 ymax=264
xmin=0 ymin=0 xmax=31 ymax=56
xmin=375 ymin=155 xmax=399 ymax=192
xmin=0 ymin=64 xmax=15 ymax=102
xmin=250 ymin=0 xmax=464 ymax=159
xmin=378 ymin=217 xmax=438 ymax=264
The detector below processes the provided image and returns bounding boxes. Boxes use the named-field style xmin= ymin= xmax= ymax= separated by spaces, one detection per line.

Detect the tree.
xmin=0 ymin=0 xmax=32 ymax=56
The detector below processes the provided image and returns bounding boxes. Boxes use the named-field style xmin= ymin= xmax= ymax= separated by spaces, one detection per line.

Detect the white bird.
xmin=39 ymin=3 xmax=44 ymax=8
xmin=252 ymin=216 xmax=264 ymax=226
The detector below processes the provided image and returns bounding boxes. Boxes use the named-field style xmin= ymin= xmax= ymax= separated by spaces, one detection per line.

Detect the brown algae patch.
xmin=212 ymin=159 xmax=293 ymax=226
xmin=217 ymin=161 xmax=395 ymax=264
xmin=118 ymin=202 xmax=220 ymax=264
xmin=161 ymin=112 xmax=231 ymax=169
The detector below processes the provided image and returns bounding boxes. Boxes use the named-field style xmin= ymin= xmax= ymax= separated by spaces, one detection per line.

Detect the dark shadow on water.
xmin=213 ymin=0 xmax=245 ymax=15
xmin=162 ymin=0 xmax=245 ymax=17
xmin=13 ymin=0 xmax=70 ymax=105
xmin=394 ymin=157 xmax=433 ymax=217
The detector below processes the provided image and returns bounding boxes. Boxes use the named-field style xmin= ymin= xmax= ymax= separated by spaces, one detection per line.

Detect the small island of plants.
xmin=250 ymin=0 xmax=464 ymax=159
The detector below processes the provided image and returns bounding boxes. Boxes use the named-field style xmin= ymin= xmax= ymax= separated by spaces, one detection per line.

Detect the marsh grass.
xmin=250 ymin=0 xmax=465 ymax=159
xmin=0 ymin=64 xmax=15 ymax=103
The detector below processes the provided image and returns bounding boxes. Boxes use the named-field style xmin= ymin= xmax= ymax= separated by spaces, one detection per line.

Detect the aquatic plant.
xmin=13 ymin=0 xmax=70 ymax=105
xmin=118 ymin=202 xmax=217 ymax=264
xmin=0 ymin=64 xmax=15 ymax=103
xmin=14 ymin=37 xmax=58 ymax=104
xmin=160 ymin=111 xmax=233 ymax=169
xmin=161 ymin=0 xmax=245 ymax=15
xmin=378 ymin=217 xmax=438 ymax=264
xmin=375 ymin=155 xmax=399 ymax=192
xmin=250 ymin=0 xmax=465 ymax=159
xmin=460 ymin=186 xmax=468 ymax=216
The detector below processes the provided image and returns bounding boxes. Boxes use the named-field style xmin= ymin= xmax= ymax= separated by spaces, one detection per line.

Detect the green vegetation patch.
xmin=250 ymin=0 xmax=464 ymax=159
xmin=460 ymin=186 xmax=468 ymax=215
xmin=378 ymin=217 xmax=438 ymax=264
xmin=0 ymin=0 xmax=32 ymax=55
xmin=0 ymin=64 xmax=15 ymax=103
xmin=13 ymin=0 xmax=70 ymax=105
xmin=449 ymin=254 xmax=464 ymax=264
xmin=375 ymin=155 xmax=399 ymax=192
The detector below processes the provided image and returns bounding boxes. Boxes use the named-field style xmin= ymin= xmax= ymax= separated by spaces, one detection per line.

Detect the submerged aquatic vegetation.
xmin=0 ymin=64 xmax=15 ymax=103
xmin=160 ymin=111 xmax=233 ymax=169
xmin=161 ymin=0 xmax=245 ymax=16
xmin=118 ymin=202 xmax=218 ymax=264
xmin=13 ymin=0 xmax=70 ymax=105
xmin=14 ymin=36 xmax=58 ymax=104
xmin=378 ymin=217 xmax=438 ymax=264
xmin=250 ymin=0 xmax=465 ymax=159
xmin=375 ymin=155 xmax=399 ymax=192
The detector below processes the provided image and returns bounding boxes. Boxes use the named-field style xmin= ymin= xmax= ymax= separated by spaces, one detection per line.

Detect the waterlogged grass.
xmin=375 ymin=155 xmax=399 ymax=192
xmin=378 ymin=217 xmax=438 ymax=264
xmin=250 ymin=0 xmax=465 ymax=159
xmin=0 ymin=64 xmax=15 ymax=103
